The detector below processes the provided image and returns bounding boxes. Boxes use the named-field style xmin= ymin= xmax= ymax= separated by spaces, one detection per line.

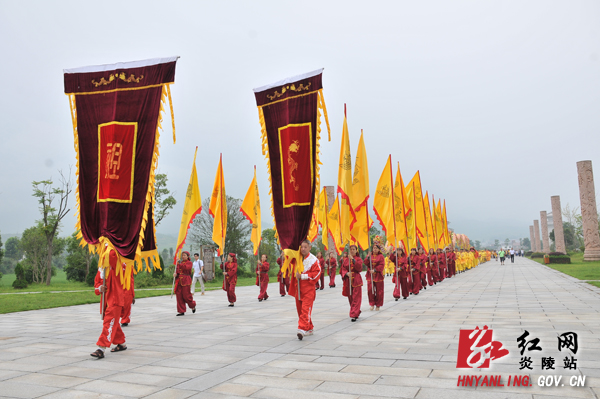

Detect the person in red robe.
xmin=120 ymin=268 xmax=135 ymax=327
xmin=437 ymin=248 xmax=447 ymax=281
xmin=291 ymin=240 xmax=322 ymax=340
xmin=428 ymin=248 xmax=440 ymax=284
xmin=327 ymin=252 xmax=337 ymax=287
xmin=257 ymin=254 xmax=270 ymax=301
xmin=417 ymin=247 xmax=430 ymax=288
xmin=173 ymin=251 xmax=196 ymax=316
xmin=276 ymin=256 xmax=290 ymax=297
xmin=341 ymin=245 xmax=363 ymax=321
xmin=221 ymin=253 xmax=238 ymax=306
xmin=409 ymin=248 xmax=421 ymax=295
xmin=389 ymin=247 xmax=410 ymax=300
xmin=364 ymin=238 xmax=385 ymax=310
xmin=447 ymin=247 xmax=456 ymax=277
xmin=90 ymin=250 xmax=127 ymax=359
xmin=315 ymin=251 xmax=326 ymax=290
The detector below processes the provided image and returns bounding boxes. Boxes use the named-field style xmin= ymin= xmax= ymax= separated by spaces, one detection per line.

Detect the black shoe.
xmin=351 ymin=318 xmax=357 ymax=322
xmin=258 ymin=299 xmax=263 ymax=302
xmin=192 ymin=307 xmax=196 ymax=314
xmin=264 ymin=297 xmax=268 ymax=301
xmin=403 ymin=297 xmax=408 ymax=300
xmin=320 ymin=288 xmax=324 ymax=290
xmin=395 ymin=298 xmax=399 ymax=301
xmin=297 ymin=332 xmax=304 ymax=340
xmin=176 ymin=313 xmax=184 ymax=316
xmin=228 ymin=303 xmax=234 ymax=307
xmin=281 ymin=295 xmax=285 ymax=297
xmin=90 ymin=349 xmax=104 ymax=359
xmin=121 ymin=323 xmax=128 ymax=327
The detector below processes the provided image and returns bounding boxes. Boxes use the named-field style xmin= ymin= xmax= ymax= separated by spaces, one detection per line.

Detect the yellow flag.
xmin=373 ymin=155 xmax=396 ymax=245
xmin=434 ymin=198 xmax=444 ymax=248
xmin=307 ymin=195 xmax=319 ymax=243
xmin=328 ymin=197 xmax=344 ymax=255
xmin=317 ymin=187 xmax=329 ymax=250
xmin=410 ymin=171 xmax=429 ymax=251
xmin=352 ymin=130 xmax=369 ymax=211
xmin=394 ymin=163 xmax=409 ymax=252
xmin=240 ymin=166 xmax=261 ymax=255
xmin=174 ymin=147 xmax=202 ymax=264
xmin=337 ymin=105 xmax=355 ymax=245
xmin=405 ymin=180 xmax=417 ymax=250
xmin=443 ymin=200 xmax=450 ymax=247
xmin=209 ymin=154 xmax=227 ymax=256
xmin=351 ymin=204 xmax=373 ymax=250
xmin=423 ymin=191 xmax=436 ymax=250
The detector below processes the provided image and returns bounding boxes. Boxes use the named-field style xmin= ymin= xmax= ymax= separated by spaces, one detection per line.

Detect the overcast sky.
xmin=1 ymin=0 xmax=599 ymax=244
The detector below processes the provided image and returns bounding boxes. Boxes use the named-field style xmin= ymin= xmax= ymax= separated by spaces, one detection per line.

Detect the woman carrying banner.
xmin=173 ymin=251 xmax=196 ymax=316
xmin=91 ymin=250 xmax=127 ymax=359
xmin=257 ymin=254 xmax=270 ymax=301
xmin=363 ymin=237 xmax=385 ymax=311
xmin=341 ymin=245 xmax=363 ymax=322
xmin=221 ymin=253 xmax=238 ymax=307
xmin=409 ymin=248 xmax=421 ymax=295
xmin=389 ymin=247 xmax=410 ymax=300
xmin=292 ymin=240 xmax=322 ymax=340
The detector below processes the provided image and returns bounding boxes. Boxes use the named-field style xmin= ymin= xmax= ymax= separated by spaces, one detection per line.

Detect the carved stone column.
xmin=529 ymin=225 xmax=534 ymax=252
xmin=325 ymin=186 xmax=336 ymax=257
xmin=540 ymin=211 xmax=550 ymax=253
xmin=577 ymin=161 xmax=600 ymax=261
xmin=551 ymin=196 xmax=566 ymax=254
xmin=533 ymin=220 xmax=541 ymax=252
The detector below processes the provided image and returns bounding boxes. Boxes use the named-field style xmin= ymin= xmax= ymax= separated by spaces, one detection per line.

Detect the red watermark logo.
xmin=457 ymin=325 xmax=509 ymax=368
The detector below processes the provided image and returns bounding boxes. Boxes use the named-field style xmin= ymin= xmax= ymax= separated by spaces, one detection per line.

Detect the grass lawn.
xmin=0 ymin=271 xmax=260 ymax=314
xmin=533 ymin=253 xmax=600 ymax=286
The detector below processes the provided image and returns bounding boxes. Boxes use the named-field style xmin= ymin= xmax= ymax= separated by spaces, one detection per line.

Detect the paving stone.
xmin=0 ymin=381 xmax=61 ymax=398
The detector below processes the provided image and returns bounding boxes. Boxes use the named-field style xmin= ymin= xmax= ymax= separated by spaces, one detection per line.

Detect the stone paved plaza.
xmin=1 ymin=256 xmax=600 ymax=399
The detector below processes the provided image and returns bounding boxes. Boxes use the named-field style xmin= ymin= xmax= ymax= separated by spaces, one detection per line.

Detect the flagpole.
xmin=366 ymin=199 xmax=375 ymax=297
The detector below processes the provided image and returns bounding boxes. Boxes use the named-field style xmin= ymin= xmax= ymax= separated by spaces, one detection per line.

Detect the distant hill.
xmin=156 ymin=232 xmax=178 ymax=253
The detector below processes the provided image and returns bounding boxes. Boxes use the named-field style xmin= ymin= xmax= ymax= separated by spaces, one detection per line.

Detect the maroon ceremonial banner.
xmin=254 ymin=69 xmax=330 ymax=276
xmin=64 ymin=57 xmax=178 ymax=288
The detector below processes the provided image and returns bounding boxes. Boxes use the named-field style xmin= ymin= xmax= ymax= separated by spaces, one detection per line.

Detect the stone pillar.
xmin=577 ymin=161 xmax=600 ymax=261
xmin=540 ymin=211 xmax=550 ymax=253
xmin=533 ymin=220 xmax=541 ymax=252
xmin=551 ymin=196 xmax=566 ymax=254
xmin=325 ymin=186 xmax=336 ymax=257
xmin=529 ymin=225 xmax=534 ymax=251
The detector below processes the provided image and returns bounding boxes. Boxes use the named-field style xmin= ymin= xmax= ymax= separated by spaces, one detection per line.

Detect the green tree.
xmin=32 ymin=172 xmax=72 ymax=285
xmin=494 ymin=239 xmax=500 ymax=249
xmin=64 ymin=232 xmax=98 ymax=282
xmin=504 ymin=238 xmax=510 ymax=247
xmin=161 ymin=248 xmax=169 ymax=262
xmin=0 ymin=232 xmax=4 ymax=269
xmin=5 ymin=237 xmax=23 ymax=260
xmin=21 ymin=225 xmax=66 ymax=283
xmin=522 ymin=237 xmax=531 ymax=250
xmin=154 ymin=173 xmax=177 ymax=225
xmin=474 ymin=240 xmax=481 ymax=250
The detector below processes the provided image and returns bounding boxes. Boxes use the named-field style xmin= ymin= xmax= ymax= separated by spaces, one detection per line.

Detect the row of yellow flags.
xmin=307 ymin=107 xmax=452 ymax=255
xmin=174 ymin=109 xmax=453 ymax=263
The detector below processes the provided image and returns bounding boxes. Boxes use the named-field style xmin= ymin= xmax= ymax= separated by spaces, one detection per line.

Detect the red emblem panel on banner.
xmin=97 ymin=122 xmax=137 ymax=203
xmin=278 ymin=123 xmax=313 ymax=208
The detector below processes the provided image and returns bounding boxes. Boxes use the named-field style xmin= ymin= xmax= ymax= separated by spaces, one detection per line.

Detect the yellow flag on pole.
xmin=350 ymin=130 xmax=371 ymax=250
xmin=405 ymin=180 xmax=417 ymax=250
xmin=337 ymin=105 xmax=355 ymax=245
xmin=209 ymin=154 xmax=227 ymax=256
xmin=424 ymin=191 xmax=436 ymax=250
xmin=307 ymin=195 xmax=319 ymax=243
xmin=373 ymin=155 xmax=396 ymax=245
xmin=410 ymin=171 xmax=429 ymax=251
xmin=443 ymin=200 xmax=450 ymax=247
xmin=393 ymin=162 xmax=410 ymax=252
xmin=174 ymin=147 xmax=202 ymax=264
xmin=434 ymin=198 xmax=444 ymax=248
xmin=317 ymin=187 xmax=329 ymax=250
xmin=240 ymin=166 xmax=261 ymax=255
xmin=328 ymin=197 xmax=344 ymax=255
